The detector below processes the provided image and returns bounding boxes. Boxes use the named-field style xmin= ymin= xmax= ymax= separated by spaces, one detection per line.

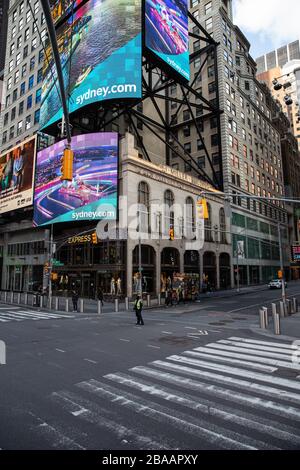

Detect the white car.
xmin=268 ymin=279 xmax=287 ymax=289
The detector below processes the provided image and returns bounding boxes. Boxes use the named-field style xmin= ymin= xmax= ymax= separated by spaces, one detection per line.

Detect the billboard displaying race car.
xmin=33 ymin=132 xmax=118 ymax=226
xmin=40 ymin=0 xmax=142 ymax=132
xmin=0 ymin=136 xmax=36 ymax=215
xmin=144 ymin=0 xmax=190 ymax=82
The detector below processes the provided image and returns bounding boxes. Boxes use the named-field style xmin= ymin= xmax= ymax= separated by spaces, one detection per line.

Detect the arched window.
xmin=219 ymin=208 xmax=227 ymax=244
xmin=185 ymin=197 xmax=195 ymax=238
xmin=138 ymin=181 xmax=150 ymax=233
xmin=204 ymin=202 xmax=213 ymax=242
xmin=164 ymin=189 xmax=175 ymax=233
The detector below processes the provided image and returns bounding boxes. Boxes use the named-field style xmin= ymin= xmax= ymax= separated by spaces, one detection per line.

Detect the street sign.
xmin=52 ymin=259 xmax=64 ymax=267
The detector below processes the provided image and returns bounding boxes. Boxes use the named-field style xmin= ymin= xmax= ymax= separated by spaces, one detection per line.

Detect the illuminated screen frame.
xmin=143 ymin=0 xmax=190 ymax=83
xmin=0 ymin=136 xmax=37 ymax=215
xmin=33 ymin=132 xmax=119 ymax=227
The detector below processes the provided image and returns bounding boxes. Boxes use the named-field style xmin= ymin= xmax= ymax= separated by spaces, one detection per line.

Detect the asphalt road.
xmin=1 ymin=283 xmax=300 ymax=450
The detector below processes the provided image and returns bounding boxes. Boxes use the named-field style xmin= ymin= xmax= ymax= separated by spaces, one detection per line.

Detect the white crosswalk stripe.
xmin=0 ymin=309 xmax=74 ymax=323
xmin=46 ymin=335 xmax=300 ymax=450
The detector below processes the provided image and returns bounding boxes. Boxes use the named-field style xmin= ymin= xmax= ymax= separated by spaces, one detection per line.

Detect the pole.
xmin=40 ymin=0 xmax=72 ymax=145
xmin=48 ymin=225 xmax=53 ymax=308
xmin=236 ymin=249 xmax=240 ymax=293
xmin=278 ymin=222 xmax=286 ymax=306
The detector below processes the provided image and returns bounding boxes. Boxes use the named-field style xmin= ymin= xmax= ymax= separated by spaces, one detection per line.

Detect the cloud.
xmin=233 ymin=0 xmax=300 ymax=50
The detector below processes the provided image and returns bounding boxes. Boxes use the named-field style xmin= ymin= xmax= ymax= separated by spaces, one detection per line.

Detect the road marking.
xmin=162 ymin=331 xmax=173 ymax=335
xmin=229 ymin=336 xmax=298 ymax=350
xmin=119 ymin=339 xmax=130 ymax=342
xmin=84 ymin=359 xmax=97 ymax=364
xmin=206 ymin=343 xmax=297 ymax=363
xmin=152 ymin=360 xmax=300 ymax=406
xmin=185 ymin=327 xmax=197 ymax=330
xmin=185 ymin=350 xmax=277 ymax=373
xmin=132 ymin=365 xmax=300 ymax=423
xmin=55 ymin=349 xmax=66 ymax=353
xmin=77 ymin=379 xmax=260 ymax=449
xmin=51 ymin=390 xmax=169 ymax=450
xmin=105 ymin=372 xmax=300 ymax=446
xmin=147 ymin=345 xmax=160 ymax=349
xmin=220 ymin=340 xmax=294 ymax=356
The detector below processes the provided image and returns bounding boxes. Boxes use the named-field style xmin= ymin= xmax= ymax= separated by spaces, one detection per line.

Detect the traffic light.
xmin=61 ymin=148 xmax=73 ymax=181
xmin=91 ymin=232 xmax=98 ymax=244
xmin=197 ymin=198 xmax=209 ymax=219
xmin=169 ymin=226 xmax=174 ymax=241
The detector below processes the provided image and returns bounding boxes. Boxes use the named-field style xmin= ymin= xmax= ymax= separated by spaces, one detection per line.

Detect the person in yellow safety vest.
xmin=134 ymin=295 xmax=144 ymax=326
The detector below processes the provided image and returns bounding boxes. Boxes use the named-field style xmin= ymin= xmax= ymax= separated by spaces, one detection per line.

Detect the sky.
xmin=233 ymin=0 xmax=300 ymax=59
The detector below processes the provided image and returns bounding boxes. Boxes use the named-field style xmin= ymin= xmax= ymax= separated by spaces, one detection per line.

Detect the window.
xmin=24 ymin=27 xmax=30 ymax=41
xmin=183 ymin=125 xmax=190 ymax=137
xmin=205 ymin=2 xmax=212 ymax=15
xmin=22 ymin=64 xmax=27 ymax=77
xmin=35 ymin=87 xmax=41 ymax=104
xmin=205 ymin=203 xmax=213 ymax=242
xmin=34 ymin=1 xmax=39 ymax=15
xmin=9 ymin=126 xmax=15 ymax=139
xmin=13 ymin=10 xmax=17 ymax=22
xmin=17 ymin=35 xmax=22 ymax=49
xmin=23 ymin=45 xmax=28 ymax=58
xmin=11 ymin=25 xmax=16 ymax=39
xmin=17 ymin=120 xmax=23 ymax=136
xmin=39 ymin=50 xmax=44 ymax=63
xmin=198 ymin=156 xmax=205 ymax=168
xmin=164 ymin=189 xmax=175 ymax=231
xmin=10 ymin=43 xmax=15 ymax=56
xmin=211 ymin=134 xmax=218 ymax=147
xmin=207 ymin=65 xmax=214 ymax=77
xmin=14 ymin=70 xmax=20 ymax=84
xmin=205 ymin=17 xmax=213 ymax=31
xmin=19 ymin=1 xmax=24 ymax=14
xmin=19 ymin=17 xmax=24 ymax=31
xmin=28 ymin=75 xmax=34 ymax=89
xmin=34 ymin=109 xmax=40 ymax=124
xmin=138 ymin=181 xmax=150 ymax=234
xmin=208 ymin=82 xmax=216 ymax=94
xmin=30 ymin=56 xmax=35 ymax=70
xmin=184 ymin=142 xmax=191 ymax=153
xmin=183 ymin=110 xmax=190 ymax=121
xmin=220 ymin=208 xmax=227 ymax=244
xmin=20 ymin=81 xmax=26 ymax=96
xmin=31 ymin=37 xmax=37 ymax=51
xmin=9 ymin=59 xmax=14 ymax=72
xmin=19 ymin=101 xmax=24 ymax=115
xmin=186 ymin=197 xmax=195 ymax=237
xmin=27 ymin=95 xmax=32 ymax=109
xmin=16 ymin=52 xmax=21 ymax=66
xmin=25 ymin=115 xmax=31 ymax=130
xmin=7 ymin=76 xmax=12 ymax=90
xmin=26 ymin=10 xmax=31 ymax=23
xmin=2 ymin=131 xmax=7 ymax=144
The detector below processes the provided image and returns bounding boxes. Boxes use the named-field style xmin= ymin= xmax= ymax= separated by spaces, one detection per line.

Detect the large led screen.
xmin=50 ymin=0 xmax=85 ymax=25
xmin=40 ymin=0 xmax=142 ymax=131
xmin=0 ymin=136 xmax=36 ymax=215
xmin=145 ymin=0 xmax=190 ymax=82
xmin=33 ymin=133 xmax=118 ymax=226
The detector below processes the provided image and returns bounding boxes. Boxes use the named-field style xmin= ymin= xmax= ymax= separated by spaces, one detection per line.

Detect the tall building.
xmin=256 ymin=40 xmax=300 ymax=74
xmin=169 ymin=0 xmax=289 ymax=284
xmin=0 ymin=0 xmax=9 ymax=72
xmin=0 ymin=0 xmax=46 ymax=153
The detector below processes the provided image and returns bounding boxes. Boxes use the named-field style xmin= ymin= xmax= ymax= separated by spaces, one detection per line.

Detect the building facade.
xmin=168 ymin=0 xmax=289 ymax=284
xmin=0 ymin=0 xmax=45 ymax=154
xmin=256 ymin=40 xmax=300 ymax=75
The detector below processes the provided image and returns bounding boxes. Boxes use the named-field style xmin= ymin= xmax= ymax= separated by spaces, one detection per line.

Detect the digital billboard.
xmin=50 ymin=0 xmax=86 ymax=25
xmin=40 ymin=0 xmax=142 ymax=132
xmin=144 ymin=0 xmax=190 ymax=82
xmin=33 ymin=132 xmax=118 ymax=226
xmin=0 ymin=136 xmax=36 ymax=215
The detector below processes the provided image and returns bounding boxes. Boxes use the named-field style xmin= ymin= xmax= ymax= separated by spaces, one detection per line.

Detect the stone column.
xmin=216 ymin=253 xmax=220 ymax=290
xmin=156 ymin=246 xmax=161 ymax=296
xmin=126 ymin=241 xmax=133 ymax=298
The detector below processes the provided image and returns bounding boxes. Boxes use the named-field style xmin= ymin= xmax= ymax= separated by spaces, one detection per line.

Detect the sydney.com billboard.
xmin=145 ymin=0 xmax=190 ymax=82
xmin=33 ymin=133 xmax=118 ymax=226
xmin=40 ymin=0 xmax=142 ymax=131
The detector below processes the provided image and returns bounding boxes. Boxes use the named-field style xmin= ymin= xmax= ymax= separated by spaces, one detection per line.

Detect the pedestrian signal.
xmin=61 ymin=148 xmax=73 ymax=181
xmin=278 ymin=270 xmax=283 ymax=279
xmin=91 ymin=232 xmax=98 ymax=244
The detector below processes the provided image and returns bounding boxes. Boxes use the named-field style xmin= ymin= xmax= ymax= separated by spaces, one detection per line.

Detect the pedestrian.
xmin=134 ymin=295 xmax=144 ymax=325
xmin=72 ymin=289 xmax=79 ymax=312
xmin=165 ymin=289 xmax=173 ymax=307
xmin=97 ymin=287 xmax=104 ymax=306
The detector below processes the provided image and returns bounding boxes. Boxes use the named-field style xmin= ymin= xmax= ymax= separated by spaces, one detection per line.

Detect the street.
xmin=0 ymin=283 xmax=300 ymax=450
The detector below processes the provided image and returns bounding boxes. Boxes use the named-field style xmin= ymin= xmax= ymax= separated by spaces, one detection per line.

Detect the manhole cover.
xmin=158 ymin=336 xmax=194 ymax=345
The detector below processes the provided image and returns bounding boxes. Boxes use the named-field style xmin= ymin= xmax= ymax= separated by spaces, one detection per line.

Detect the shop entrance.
xmin=132 ymin=245 xmax=156 ymax=294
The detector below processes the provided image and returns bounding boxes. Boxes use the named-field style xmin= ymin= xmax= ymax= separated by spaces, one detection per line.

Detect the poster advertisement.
xmin=50 ymin=0 xmax=86 ymax=25
xmin=145 ymin=0 xmax=190 ymax=81
xmin=0 ymin=136 xmax=36 ymax=215
xmin=40 ymin=0 xmax=142 ymax=131
xmin=33 ymin=132 xmax=118 ymax=226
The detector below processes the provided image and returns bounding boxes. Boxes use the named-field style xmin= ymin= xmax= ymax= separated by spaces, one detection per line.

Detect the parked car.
xmin=268 ymin=279 xmax=287 ymax=289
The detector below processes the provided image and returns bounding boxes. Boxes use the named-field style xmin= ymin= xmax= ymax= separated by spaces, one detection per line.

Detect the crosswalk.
xmin=0 ymin=307 xmax=74 ymax=323
xmin=39 ymin=335 xmax=300 ymax=450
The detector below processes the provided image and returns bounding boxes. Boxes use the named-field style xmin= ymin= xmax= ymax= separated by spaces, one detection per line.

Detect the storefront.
xmin=132 ymin=245 xmax=156 ymax=294
xmin=203 ymin=251 xmax=217 ymax=290
xmin=219 ymin=253 xmax=231 ymax=289
xmin=161 ymin=248 xmax=180 ymax=292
